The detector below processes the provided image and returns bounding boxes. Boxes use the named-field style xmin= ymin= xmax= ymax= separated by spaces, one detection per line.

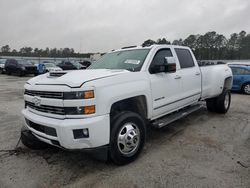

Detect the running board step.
xmin=152 ymin=104 xmax=204 ymax=128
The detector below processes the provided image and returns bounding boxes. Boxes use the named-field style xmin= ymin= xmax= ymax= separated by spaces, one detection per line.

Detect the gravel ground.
xmin=0 ymin=74 xmax=249 ymax=188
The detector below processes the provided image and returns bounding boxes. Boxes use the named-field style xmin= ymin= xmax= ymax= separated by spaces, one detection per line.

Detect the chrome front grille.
xmin=25 ymin=89 xmax=63 ymax=99
xmin=25 ymin=101 xmax=65 ymax=115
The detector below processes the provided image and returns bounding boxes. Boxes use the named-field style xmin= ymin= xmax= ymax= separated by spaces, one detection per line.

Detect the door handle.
xmin=195 ymin=72 xmax=201 ymax=76
xmin=175 ymin=75 xmax=181 ymax=79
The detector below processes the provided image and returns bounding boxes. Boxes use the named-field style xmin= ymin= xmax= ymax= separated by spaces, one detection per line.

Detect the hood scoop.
xmin=49 ymin=71 xmax=67 ymax=77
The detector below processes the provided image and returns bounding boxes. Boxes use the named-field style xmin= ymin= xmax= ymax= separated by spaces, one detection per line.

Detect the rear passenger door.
xmin=9 ymin=61 xmax=15 ymax=72
xmin=174 ymin=48 xmax=201 ymax=105
xmin=13 ymin=61 xmax=18 ymax=73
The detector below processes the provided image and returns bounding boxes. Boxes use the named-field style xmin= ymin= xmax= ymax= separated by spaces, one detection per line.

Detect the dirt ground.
xmin=0 ymin=74 xmax=249 ymax=188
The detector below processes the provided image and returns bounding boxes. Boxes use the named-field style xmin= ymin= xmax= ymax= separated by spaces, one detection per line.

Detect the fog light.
xmin=73 ymin=128 xmax=89 ymax=139
xmin=83 ymin=129 xmax=89 ymax=137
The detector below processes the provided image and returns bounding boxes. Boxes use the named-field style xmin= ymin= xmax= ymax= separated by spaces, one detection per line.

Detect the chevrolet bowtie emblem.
xmin=32 ymin=96 xmax=41 ymax=107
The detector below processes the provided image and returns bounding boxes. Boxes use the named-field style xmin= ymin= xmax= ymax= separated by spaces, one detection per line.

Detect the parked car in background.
xmin=5 ymin=59 xmax=37 ymax=76
xmin=79 ymin=60 xmax=92 ymax=68
xmin=0 ymin=59 xmax=7 ymax=74
xmin=57 ymin=61 xmax=85 ymax=70
xmin=229 ymin=64 xmax=250 ymax=95
xmin=43 ymin=62 xmax=62 ymax=72
xmin=27 ymin=60 xmax=39 ymax=66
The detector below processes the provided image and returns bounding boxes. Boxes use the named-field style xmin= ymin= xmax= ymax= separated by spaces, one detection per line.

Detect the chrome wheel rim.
xmin=244 ymin=84 xmax=250 ymax=94
xmin=117 ymin=122 xmax=140 ymax=157
xmin=224 ymin=92 xmax=229 ymax=109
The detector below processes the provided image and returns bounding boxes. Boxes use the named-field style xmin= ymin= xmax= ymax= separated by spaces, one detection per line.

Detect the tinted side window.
xmin=150 ymin=49 xmax=172 ymax=68
xmin=5 ymin=60 xmax=10 ymax=66
xmin=231 ymin=67 xmax=246 ymax=75
xmin=175 ymin=48 xmax=195 ymax=68
xmin=245 ymin=69 xmax=250 ymax=74
xmin=230 ymin=67 xmax=237 ymax=75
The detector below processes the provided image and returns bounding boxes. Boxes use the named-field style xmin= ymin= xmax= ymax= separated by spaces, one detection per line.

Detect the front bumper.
xmin=22 ymin=109 xmax=110 ymax=149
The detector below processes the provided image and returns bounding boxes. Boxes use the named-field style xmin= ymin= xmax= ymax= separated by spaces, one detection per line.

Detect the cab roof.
xmin=113 ymin=44 xmax=189 ymax=52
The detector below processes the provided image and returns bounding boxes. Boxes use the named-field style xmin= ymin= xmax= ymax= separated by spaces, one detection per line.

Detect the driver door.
xmin=149 ymin=48 xmax=183 ymax=119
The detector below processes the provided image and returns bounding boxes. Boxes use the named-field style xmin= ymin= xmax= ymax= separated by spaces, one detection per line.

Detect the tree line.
xmin=0 ymin=46 xmax=92 ymax=58
xmin=1 ymin=30 xmax=250 ymax=60
xmin=142 ymin=31 xmax=250 ymax=60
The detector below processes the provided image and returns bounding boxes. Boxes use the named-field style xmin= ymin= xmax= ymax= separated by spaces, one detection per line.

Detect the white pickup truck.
xmin=21 ymin=45 xmax=233 ymax=164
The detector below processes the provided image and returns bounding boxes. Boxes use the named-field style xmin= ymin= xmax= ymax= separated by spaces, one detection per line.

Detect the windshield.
xmin=71 ymin=61 xmax=82 ymax=68
xmin=89 ymin=49 xmax=150 ymax=72
xmin=0 ymin=60 xmax=6 ymax=64
xmin=18 ymin=60 xmax=32 ymax=65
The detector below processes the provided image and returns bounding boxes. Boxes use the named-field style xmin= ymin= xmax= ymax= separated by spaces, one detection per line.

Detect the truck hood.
xmin=27 ymin=69 xmax=130 ymax=88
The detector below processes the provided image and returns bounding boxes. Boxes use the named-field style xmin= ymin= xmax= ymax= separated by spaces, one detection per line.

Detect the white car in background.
xmin=34 ymin=62 xmax=63 ymax=73
xmin=44 ymin=63 xmax=62 ymax=72
xmin=0 ymin=59 xmax=6 ymax=74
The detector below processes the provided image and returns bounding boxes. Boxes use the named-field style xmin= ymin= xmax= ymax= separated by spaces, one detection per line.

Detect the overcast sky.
xmin=0 ymin=0 xmax=249 ymax=53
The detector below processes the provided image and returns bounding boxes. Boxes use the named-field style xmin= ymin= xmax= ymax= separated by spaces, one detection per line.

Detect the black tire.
xmin=0 ymin=69 xmax=3 ymax=74
xmin=21 ymin=126 xmax=49 ymax=150
xmin=206 ymin=98 xmax=216 ymax=112
xmin=242 ymin=83 xmax=250 ymax=95
xmin=7 ymin=70 xmax=11 ymax=75
xmin=109 ymin=111 xmax=146 ymax=165
xmin=206 ymin=89 xmax=231 ymax=114
xmin=18 ymin=70 xmax=23 ymax=77
xmin=215 ymin=89 xmax=231 ymax=114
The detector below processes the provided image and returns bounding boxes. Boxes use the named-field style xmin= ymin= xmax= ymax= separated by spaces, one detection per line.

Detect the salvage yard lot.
xmin=0 ymin=74 xmax=249 ymax=188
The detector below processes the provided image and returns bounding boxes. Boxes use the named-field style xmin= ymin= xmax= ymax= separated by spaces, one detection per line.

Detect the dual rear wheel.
xmin=206 ymin=89 xmax=231 ymax=113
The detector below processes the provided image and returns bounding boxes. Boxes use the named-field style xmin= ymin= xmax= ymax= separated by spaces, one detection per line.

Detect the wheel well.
xmin=110 ymin=96 xmax=148 ymax=119
xmin=224 ymin=77 xmax=232 ymax=90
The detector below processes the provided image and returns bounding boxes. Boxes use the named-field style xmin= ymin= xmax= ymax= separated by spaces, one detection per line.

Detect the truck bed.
xmin=200 ymin=64 xmax=232 ymax=99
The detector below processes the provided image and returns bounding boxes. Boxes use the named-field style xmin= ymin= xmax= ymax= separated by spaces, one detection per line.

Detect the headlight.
xmin=65 ymin=105 xmax=95 ymax=115
xmin=63 ymin=90 xmax=94 ymax=99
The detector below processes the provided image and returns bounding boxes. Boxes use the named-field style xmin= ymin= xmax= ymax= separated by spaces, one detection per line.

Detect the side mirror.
xmin=150 ymin=57 xmax=176 ymax=74
xmin=164 ymin=57 xmax=176 ymax=73
xmin=150 ymin=64 xmax=168 ymax=73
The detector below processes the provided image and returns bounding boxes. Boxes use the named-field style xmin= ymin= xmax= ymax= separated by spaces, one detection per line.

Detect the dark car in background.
xmin=57 ymin=61 xmax=85 ymax=70
xmin=229 ymin=64 xmax=250 ymax=95
xmin=0 ymin=59 xmax=7 ymax=74
xmin=79 ymin=60 xmax=92 ymax=68
xmin=5 ymin=59 xmax=37 ymax=76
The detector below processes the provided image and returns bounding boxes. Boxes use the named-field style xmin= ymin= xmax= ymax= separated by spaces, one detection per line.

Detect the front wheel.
xmin=109 ymin=111 xmax=146 ymax=165
xmin=18 ymin=70 xmax=23 ymax=77
xmin=7 ymin=70 xmax=11 ymax=75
